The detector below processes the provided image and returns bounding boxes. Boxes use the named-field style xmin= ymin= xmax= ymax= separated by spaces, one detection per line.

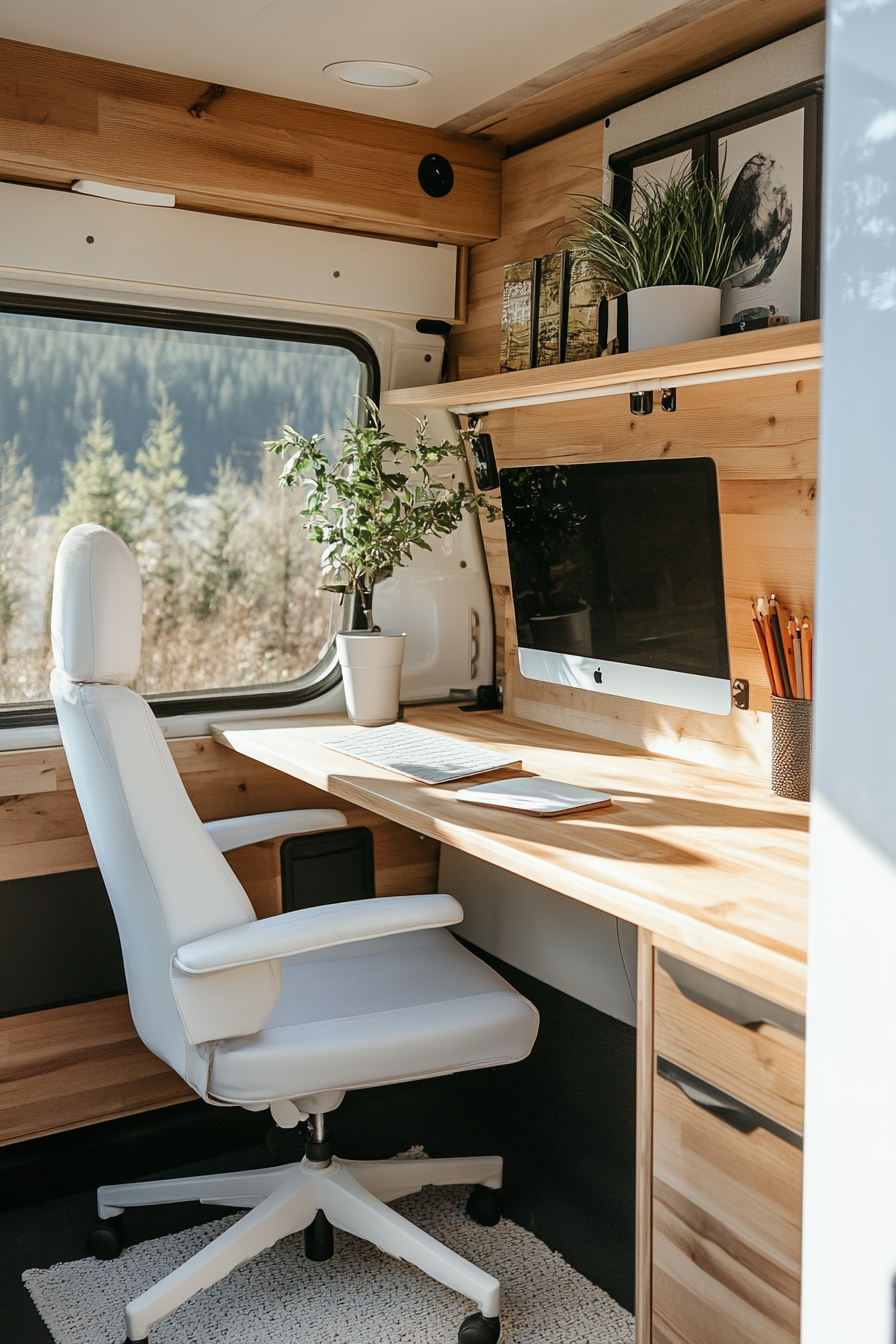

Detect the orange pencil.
xmin=801 ymin=617 xmax=813 ymax=699
xmin=768 ymin=595 xmax=792 ymax=697
xmin=781 ymin=612 xmax=798 ymax=699
xmin=757 ymin=596 xmax=785 ymax=697
xmin=792 ymin=621 xmax=805 ymax=698
xmin=751 ymin=603 xmax=776 ymax=694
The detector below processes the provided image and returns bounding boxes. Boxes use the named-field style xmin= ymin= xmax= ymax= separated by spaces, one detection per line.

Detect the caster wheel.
xmin=466 ymin=1184 xmax=501 ymax=1227
xmin=87 ymin=1215 xmax=123 ymax=1260
xmin=458 ymin=1311 xmax=501 ymax=1344
xmin=304 ymin=1209 xmax=334 ymax=1261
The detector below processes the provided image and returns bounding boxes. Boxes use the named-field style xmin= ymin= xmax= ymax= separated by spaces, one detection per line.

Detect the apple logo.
xmin=593 ymin=669 xmax=603 ymax=684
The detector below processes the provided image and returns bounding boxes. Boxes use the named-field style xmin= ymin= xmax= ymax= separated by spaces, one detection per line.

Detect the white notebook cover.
xmin=455 ymin=776 xmax=611 ymax=815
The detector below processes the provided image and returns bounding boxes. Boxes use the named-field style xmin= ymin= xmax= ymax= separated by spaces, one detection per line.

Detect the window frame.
xmin=0 ymin=291 xmax=379 ymax=729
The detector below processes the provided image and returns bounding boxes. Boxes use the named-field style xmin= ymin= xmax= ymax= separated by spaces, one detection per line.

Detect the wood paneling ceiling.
xmin=0 ymin=0 xmax=684 ymax=129
xmin=0 ymin=0 xmax=824 ymax=154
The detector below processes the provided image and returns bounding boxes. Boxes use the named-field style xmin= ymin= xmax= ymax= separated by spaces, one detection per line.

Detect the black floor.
xmin=1 ymin=948 xmax=636 ymax=1342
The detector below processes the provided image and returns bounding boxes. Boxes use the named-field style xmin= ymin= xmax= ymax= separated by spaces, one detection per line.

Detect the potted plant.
xmin=571 ymin=161 xmax=742 ymax=351
xmin=266 ymin=402 xmax=500 ymax=726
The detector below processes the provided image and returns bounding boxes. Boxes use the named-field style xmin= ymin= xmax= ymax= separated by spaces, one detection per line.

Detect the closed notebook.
xmin=455 ymin=776 xmax=612 ymax=816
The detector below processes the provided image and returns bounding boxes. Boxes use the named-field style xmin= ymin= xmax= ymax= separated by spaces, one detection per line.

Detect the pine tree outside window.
xmin=0 ymin=298 xmax=375 ymax=722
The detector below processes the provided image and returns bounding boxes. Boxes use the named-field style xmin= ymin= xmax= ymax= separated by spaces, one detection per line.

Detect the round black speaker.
xmin=418 ymin=153 xmax=455 ymax=198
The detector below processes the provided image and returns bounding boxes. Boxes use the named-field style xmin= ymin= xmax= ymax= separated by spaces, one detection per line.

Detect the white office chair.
xmin=50 ymin=524 xmax=539 ymax=1344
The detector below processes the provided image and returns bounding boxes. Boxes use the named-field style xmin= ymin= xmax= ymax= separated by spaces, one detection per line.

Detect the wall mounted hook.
xmin=188 ymin=84 xmax=226 ymax=119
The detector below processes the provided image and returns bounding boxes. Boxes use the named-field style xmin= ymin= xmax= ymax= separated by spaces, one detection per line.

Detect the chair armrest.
xmin=203 ymin=809 xmax=346 ymax=852
xmin=173 ymin=893 xmax=464 ymax=975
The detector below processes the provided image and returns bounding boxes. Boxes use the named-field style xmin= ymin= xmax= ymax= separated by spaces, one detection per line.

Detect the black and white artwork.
xmin=718 ymin=107 xmax=805 ymax=327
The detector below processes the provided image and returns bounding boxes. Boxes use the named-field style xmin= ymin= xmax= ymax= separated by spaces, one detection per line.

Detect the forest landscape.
xmin=0 ymin=312 xmax=362 ymax=705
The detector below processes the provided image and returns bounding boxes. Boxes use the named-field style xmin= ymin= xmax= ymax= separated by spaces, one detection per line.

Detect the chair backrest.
xmin=50 ymin=525 xmax=281 ymax=1094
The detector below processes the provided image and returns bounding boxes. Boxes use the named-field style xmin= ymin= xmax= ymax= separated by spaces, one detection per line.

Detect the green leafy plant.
xmin=571 ymin=161 xmax=742 ymax=292
xmin=266 ymin=401 xmax=500 ymax=631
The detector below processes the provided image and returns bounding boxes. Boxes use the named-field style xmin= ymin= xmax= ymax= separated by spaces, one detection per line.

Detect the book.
xmin=534 ymin=250 xmax=569 ymax=366
xmin=565 ymin=256 xmax=604 ymax=362
xmin=500 ymin=259 xmax=536 ymax=372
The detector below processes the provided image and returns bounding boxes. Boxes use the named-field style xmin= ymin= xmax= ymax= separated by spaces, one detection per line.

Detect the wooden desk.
xmin=210 ymin=704 xmax=809 ymax=1011
xmin=212 ymin=703 xmax=809 ymax=1342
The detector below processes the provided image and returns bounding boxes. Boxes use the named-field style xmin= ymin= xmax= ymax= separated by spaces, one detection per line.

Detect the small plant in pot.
xmin=266 ymin=402 xmax=500 ymax=726
xmin=571 ymin=161 xmax=742 ymax=351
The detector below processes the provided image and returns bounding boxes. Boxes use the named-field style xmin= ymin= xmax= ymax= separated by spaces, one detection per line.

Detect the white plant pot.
xmin=626 ymin=285 xmax=721 ymax=352
xmin=336 ymin=631 xmax=406 ymax=727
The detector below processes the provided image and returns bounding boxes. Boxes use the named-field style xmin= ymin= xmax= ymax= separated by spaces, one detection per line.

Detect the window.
xmin=0 ymin=296 xmax=376 ymax=726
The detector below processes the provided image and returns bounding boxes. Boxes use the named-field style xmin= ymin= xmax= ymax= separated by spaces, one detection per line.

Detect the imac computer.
xmin=500 ymin=457 xmax=732 ymax=716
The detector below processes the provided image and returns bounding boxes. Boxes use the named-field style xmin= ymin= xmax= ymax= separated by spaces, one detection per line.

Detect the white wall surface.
xmin=603 ymin=23 xmax=825 ymax=172
xmin=439 ymin=847 xmax=639 ymax=1027
xmin=0 ymin=181 xmax=458 ymax=321
xmin=0 ymin=184 xmax=494 ymax=746
xmin=802 ymin=6 xmax=896 ymax=1342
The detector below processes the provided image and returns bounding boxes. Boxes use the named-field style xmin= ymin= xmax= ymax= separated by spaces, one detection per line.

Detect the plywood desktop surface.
xmin=211 ymin=705 xmax=809 ymax=1010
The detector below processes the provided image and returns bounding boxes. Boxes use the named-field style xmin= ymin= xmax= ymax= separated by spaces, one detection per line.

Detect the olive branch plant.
xmin=266 ymin=401 xmax=500 ymax=632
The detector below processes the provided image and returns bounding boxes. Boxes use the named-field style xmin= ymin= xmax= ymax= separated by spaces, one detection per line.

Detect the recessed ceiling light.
xmin=324 ymin=61 xmax=431 ymax=89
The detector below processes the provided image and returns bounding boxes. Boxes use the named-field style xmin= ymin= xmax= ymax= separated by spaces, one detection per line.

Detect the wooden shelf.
xmin=383 ymin=320 xmax=821 ymax=415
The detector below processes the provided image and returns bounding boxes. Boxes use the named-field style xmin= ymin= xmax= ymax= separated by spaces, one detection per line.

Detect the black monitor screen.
xmin=500 ymin=457 xmax=730 ymax=680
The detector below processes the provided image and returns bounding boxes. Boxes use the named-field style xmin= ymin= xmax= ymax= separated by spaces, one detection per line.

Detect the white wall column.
xmin=803 ymin=4 xmax=896 ymax=1341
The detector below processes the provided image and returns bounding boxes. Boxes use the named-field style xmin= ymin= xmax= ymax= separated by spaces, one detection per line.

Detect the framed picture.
xmin=710 ymin=92 xmax=821 ymax=330
xmin=608 ymin=81 xmax=822 ymax=331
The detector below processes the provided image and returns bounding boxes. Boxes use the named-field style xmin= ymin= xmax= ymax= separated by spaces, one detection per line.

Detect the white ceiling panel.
xmin=0 ymin=0 xmax=677 ymax=127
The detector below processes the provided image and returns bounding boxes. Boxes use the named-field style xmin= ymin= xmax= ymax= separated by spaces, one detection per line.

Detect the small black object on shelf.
xmin=468 ymin=432 xmax=499 ymax=491
xmin=418 ymin=154 xmax=454 ymax=198
xmin=459 ymin=685 xmax=502 ymax=713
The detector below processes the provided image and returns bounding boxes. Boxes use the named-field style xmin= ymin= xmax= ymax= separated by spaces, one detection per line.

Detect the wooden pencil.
xmin=793 ymin=622 xmax=805 ymax=698
xmin=757 ymin=596 xmax=785 ymax=697
xmin=782 ymin=612 xmax=798 ymax=698
xmin=802 ymin=616 xmax=813 ymax=699
xmin=751 ymin=603 xmax=776 ymax=694
xmin=769 ymin=596 xmax=793 ymax=698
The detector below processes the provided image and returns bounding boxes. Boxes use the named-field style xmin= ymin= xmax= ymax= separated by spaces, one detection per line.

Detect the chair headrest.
xmin=51 ymin=525 xmax=143 ymax=683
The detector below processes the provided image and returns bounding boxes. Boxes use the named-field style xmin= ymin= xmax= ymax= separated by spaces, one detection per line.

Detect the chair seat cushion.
xmin=208 ymin=929 xmax=539 ymax=1104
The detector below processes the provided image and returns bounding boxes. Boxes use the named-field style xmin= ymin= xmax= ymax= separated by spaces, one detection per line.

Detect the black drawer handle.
xmin=657 ymin=1057 xmax=803 ymax=1150
xmin=657 ymin=951 xmax=805 ymax=1039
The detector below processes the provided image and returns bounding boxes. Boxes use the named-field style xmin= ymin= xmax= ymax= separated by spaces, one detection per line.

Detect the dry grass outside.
xmin=0 ymin=437 xmax=338 ymax=706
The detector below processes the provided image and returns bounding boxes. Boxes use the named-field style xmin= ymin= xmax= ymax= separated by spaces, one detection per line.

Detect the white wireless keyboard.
xmin=321 ymin=723 xmax=522 ymax=784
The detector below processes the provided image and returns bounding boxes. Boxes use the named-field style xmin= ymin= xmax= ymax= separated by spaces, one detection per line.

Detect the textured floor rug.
xmin=23 ymin=1185 xmax=634 ymax=1344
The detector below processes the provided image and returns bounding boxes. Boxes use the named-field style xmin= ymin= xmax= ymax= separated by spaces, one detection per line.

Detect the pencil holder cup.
xmin=771 ymin=696 xmax=812 ymax=802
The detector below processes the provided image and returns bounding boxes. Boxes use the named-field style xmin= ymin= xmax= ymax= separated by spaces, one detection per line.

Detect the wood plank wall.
xmin=451 ymin=121 xmax=818 ymax=777
xmin=0 ymin=39 xmax=501 ymax=246
xmin=0 ymin=738 xmax=439 ymax=1145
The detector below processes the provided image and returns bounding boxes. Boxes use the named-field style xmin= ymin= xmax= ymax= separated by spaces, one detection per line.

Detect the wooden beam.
xmin=0 ymin=39 xmax=502 ymax=246
xmin=448 ymin=0 xmax=824 ymax=152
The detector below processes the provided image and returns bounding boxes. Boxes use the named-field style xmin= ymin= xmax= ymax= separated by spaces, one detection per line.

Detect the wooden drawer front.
xmin=654 ymin=957 xmax=804 ymax=1134
xmin=653 ymin=1070 xmax=802 ymax=1344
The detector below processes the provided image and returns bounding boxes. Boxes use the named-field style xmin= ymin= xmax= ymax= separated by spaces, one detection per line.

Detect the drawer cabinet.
xmin=651 ymin=950 xmax=804 ymax=1344
xmin=653 ymin=1069 xmax=802 ymax=1344
xmin=654 ymin=955 xmax=804 ymax=1134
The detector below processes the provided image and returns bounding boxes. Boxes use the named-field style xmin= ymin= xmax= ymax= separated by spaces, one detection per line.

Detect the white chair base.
xmin=96 ymin=1154 xmax=504 ymax=1341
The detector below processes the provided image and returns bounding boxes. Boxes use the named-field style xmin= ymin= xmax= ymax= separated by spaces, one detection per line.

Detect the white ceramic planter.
xmin=336 ymin=631 xmax=406 ymax=727
xmin=626 ymin=284 xmax=721 ymax=352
